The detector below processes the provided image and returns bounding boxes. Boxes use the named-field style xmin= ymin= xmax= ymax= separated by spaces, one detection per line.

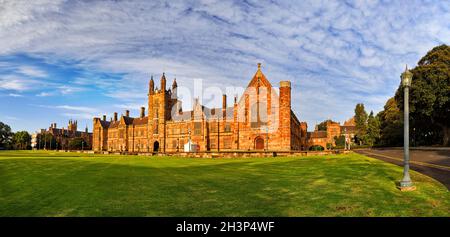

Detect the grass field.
xmin=0 ymin=150 xmax=448 ymax=216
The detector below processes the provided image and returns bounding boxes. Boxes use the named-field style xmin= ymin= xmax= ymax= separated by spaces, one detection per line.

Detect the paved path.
xmin=355 ymin=148 xmax=450 ymax=190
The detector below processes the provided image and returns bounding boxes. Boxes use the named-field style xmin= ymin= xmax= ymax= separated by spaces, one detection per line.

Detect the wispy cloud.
xmin=0 ymin=0 xmax=449 ymax=131
xmin=17 ymin=66 xmax=47 ymax=78
xmin=8 ymin=93 xmax=23 ymax=97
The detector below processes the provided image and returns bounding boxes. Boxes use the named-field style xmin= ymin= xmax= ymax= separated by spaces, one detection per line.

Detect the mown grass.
xmin=0 ymin=150 xmax=448 ymax=216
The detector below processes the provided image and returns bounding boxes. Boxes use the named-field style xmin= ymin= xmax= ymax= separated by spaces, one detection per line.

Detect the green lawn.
xmin=0 ymin=150 xmax=448 ymax=216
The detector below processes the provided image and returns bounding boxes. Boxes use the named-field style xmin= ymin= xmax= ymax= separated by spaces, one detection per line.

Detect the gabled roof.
xmin=245 ymin=63 xmax=273 ymax=89
xmin=133 ymin=116 xmax=148 ymax=125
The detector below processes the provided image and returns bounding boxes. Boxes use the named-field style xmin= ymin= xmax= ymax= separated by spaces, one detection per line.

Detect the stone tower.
xmin=148 ymin=73 xmax=169 ymax=152
xmin=279 ymin=81 xmax=291 ymax=150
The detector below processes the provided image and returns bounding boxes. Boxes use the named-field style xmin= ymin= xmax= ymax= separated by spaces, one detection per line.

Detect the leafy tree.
xmin=12 ymin=131 xmax=31 ymax=150
xmin=395 ymin=44 xmax=450 ymax=146
xmin=41 ymin=133 xmax=56 ymax=150
xmin=68 ymin=137 xmax=87 ymax=150
xmin=317 ymin=119 xmax=336 ymax=131
xmin=354 ymin=103 xmax=368 ymax=144
xmin=366 ymin=111 xmax=381 ymax=146
xmin=378 ymin=98 xmax=403 ymax=146
xmin=334 ymin=135 xmax=346 ymax=147
xmin=0 ymin=121 xmax=13 ymax=149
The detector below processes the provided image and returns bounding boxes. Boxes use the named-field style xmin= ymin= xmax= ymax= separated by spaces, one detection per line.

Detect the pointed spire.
xmin=172 ymin=78 xmax=177 ymax=89
xmin=161 ymin=72 xmax=166 ymax=90
xmin=256 ymin=62 xmax=263 ymax=79
xmin=149 ymin=75 xmax=154 ymax=94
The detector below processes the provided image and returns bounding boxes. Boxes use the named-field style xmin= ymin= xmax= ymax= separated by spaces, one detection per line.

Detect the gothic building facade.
xmin=93 ymin=64 xmax=308 ymax=152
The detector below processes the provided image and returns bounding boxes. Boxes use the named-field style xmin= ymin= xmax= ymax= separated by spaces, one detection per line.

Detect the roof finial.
xmin=257 ymin=62 xmax=261 ymax=70
xmin=405 ymin=64 xmax=408 ymax=71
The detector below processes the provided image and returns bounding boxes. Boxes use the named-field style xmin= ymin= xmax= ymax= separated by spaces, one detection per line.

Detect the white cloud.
xmin=36 ymin=92 xmax=53 ymax=97
xmin=54 ymin=105 xmax=97 ymax=113
xmin=0 ymin=0 xmax=449 ymax=129
xmin=8 ymin=93 xmax=23 ymax=97
xmin=17 ymin=66 xmax=48 ymax=78
xmin=0 ymin=75 xmax=29 ymax=91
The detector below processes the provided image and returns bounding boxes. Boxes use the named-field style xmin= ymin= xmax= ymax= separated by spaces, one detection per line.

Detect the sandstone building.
xmin=32 ymin=120 xmax=92 ymax=150
xmin=93 ymin=64 xmax=307 ymax=152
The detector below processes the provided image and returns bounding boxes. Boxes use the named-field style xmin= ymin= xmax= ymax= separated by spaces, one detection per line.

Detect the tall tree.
xmin=366 ymin=111 xmax=381 ymax=146
xmin=378 ymin=98 xmax=403 ymax=146
xmin=395 ymin=44 xmax=450 ymax=146
xmin=12 ymin=131 xmax=31 ymax=150
xmin=354 ymin=103 xmax=368 ymax=144
xmin=0 ymin=121 xmax=13 ymax=149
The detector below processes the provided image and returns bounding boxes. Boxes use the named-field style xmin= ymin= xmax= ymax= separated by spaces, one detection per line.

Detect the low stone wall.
xmin=93 ymin=149 xmax=349 ymax=158
xmin=47 ymin=149 xmax=350 ymax=158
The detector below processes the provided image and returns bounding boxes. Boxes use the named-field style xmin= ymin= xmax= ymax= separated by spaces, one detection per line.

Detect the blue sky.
xmin=0 ymin=0 xmax=449 ymax=133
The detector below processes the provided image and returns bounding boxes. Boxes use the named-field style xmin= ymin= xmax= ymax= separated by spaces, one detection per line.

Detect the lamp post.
xmin=399 ymin=65 xmax=415 ymax=191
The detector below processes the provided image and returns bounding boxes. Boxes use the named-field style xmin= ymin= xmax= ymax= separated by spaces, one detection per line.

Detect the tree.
xmin=366 ymin=111 xmax=380 ymax=146
xmin=0 ymin=121 xmax=13 ymax=149
xmin=334 ymin=135 xmax=346 ymax=147
xmin=317 ymin=119 xmax=335 ymax=131
xmin=41 ymin=133 xmax=56 ymax=150
xmin=395 ymin=44 xmax=450 ymax=146
xmin=354 ymin=103 xmax=368 ymax=144
xmin=378 ymin=98 xmax=403 ymax=146
xmin=12 ymin=131 xmax=31 ymax=150
xmin=68 ymin=137 xmax=86 ymax=150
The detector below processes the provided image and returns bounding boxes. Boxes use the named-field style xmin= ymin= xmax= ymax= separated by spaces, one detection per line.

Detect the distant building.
xmin=32 ymin=120 xmax=92 ymax=150
xmin=305 ymin=118 xmax=356 ymax=150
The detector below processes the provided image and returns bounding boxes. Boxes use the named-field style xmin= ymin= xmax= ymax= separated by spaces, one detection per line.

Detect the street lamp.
xmin=399 ymin=65 xmax=415 ymax=191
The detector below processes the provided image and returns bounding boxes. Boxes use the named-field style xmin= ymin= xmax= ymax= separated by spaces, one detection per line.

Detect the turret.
xmin=279 ymin=80 xmax=291 ymax=150
xmin=161 ymin=72 xmax=166 ymax=91
xmin=149 ymin=75 xmax=154 ymax=95
xmin=172 ymin=78 xmax=177 ymax=97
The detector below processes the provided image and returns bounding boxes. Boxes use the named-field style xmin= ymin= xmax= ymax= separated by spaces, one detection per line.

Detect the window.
xmin=153 ymin=120 xmax=158 ymax=134
xmin=172 ymin=140 xmax=177 ymax=148
xmin=223 ymin=137 xmax=231 ymax=148
xmin=210 ymin=123 xmax=218 ymax=132
xmin=251 ymin=102 xmax=268 ymax=128
xmin=194 ymin=122 xmax=202 ymax=135
xmin=224 ymin=123 xmax=231 ymax=132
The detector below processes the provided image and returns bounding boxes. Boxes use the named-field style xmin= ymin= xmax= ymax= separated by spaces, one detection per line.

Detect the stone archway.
xmin=153 ymin=141 xmax=159 ymax=152
xmin=254 ymin=136 xmax=265 ymax=150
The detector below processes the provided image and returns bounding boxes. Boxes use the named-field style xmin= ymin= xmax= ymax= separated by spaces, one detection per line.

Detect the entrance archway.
xmin=153 ymin=141 xmax=159 ymax=152
xmin=254 ymin=136 xmax=265 ymax=150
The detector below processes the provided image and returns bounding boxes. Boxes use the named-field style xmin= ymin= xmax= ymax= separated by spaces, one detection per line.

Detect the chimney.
xmin=125 ymin=110 xmax=130 ymax=117
xmin=222 ymin=94 xmax=227 ymax=109
xmin=114 ymin=112 xmax=118 ymax=121
xmin=140 ymin=107 xmax=145 ymax=118
xmin=54 ymin=123 xmax=57 ymax=128
xmin=102 ymin=115 xmax=106 ymax=121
